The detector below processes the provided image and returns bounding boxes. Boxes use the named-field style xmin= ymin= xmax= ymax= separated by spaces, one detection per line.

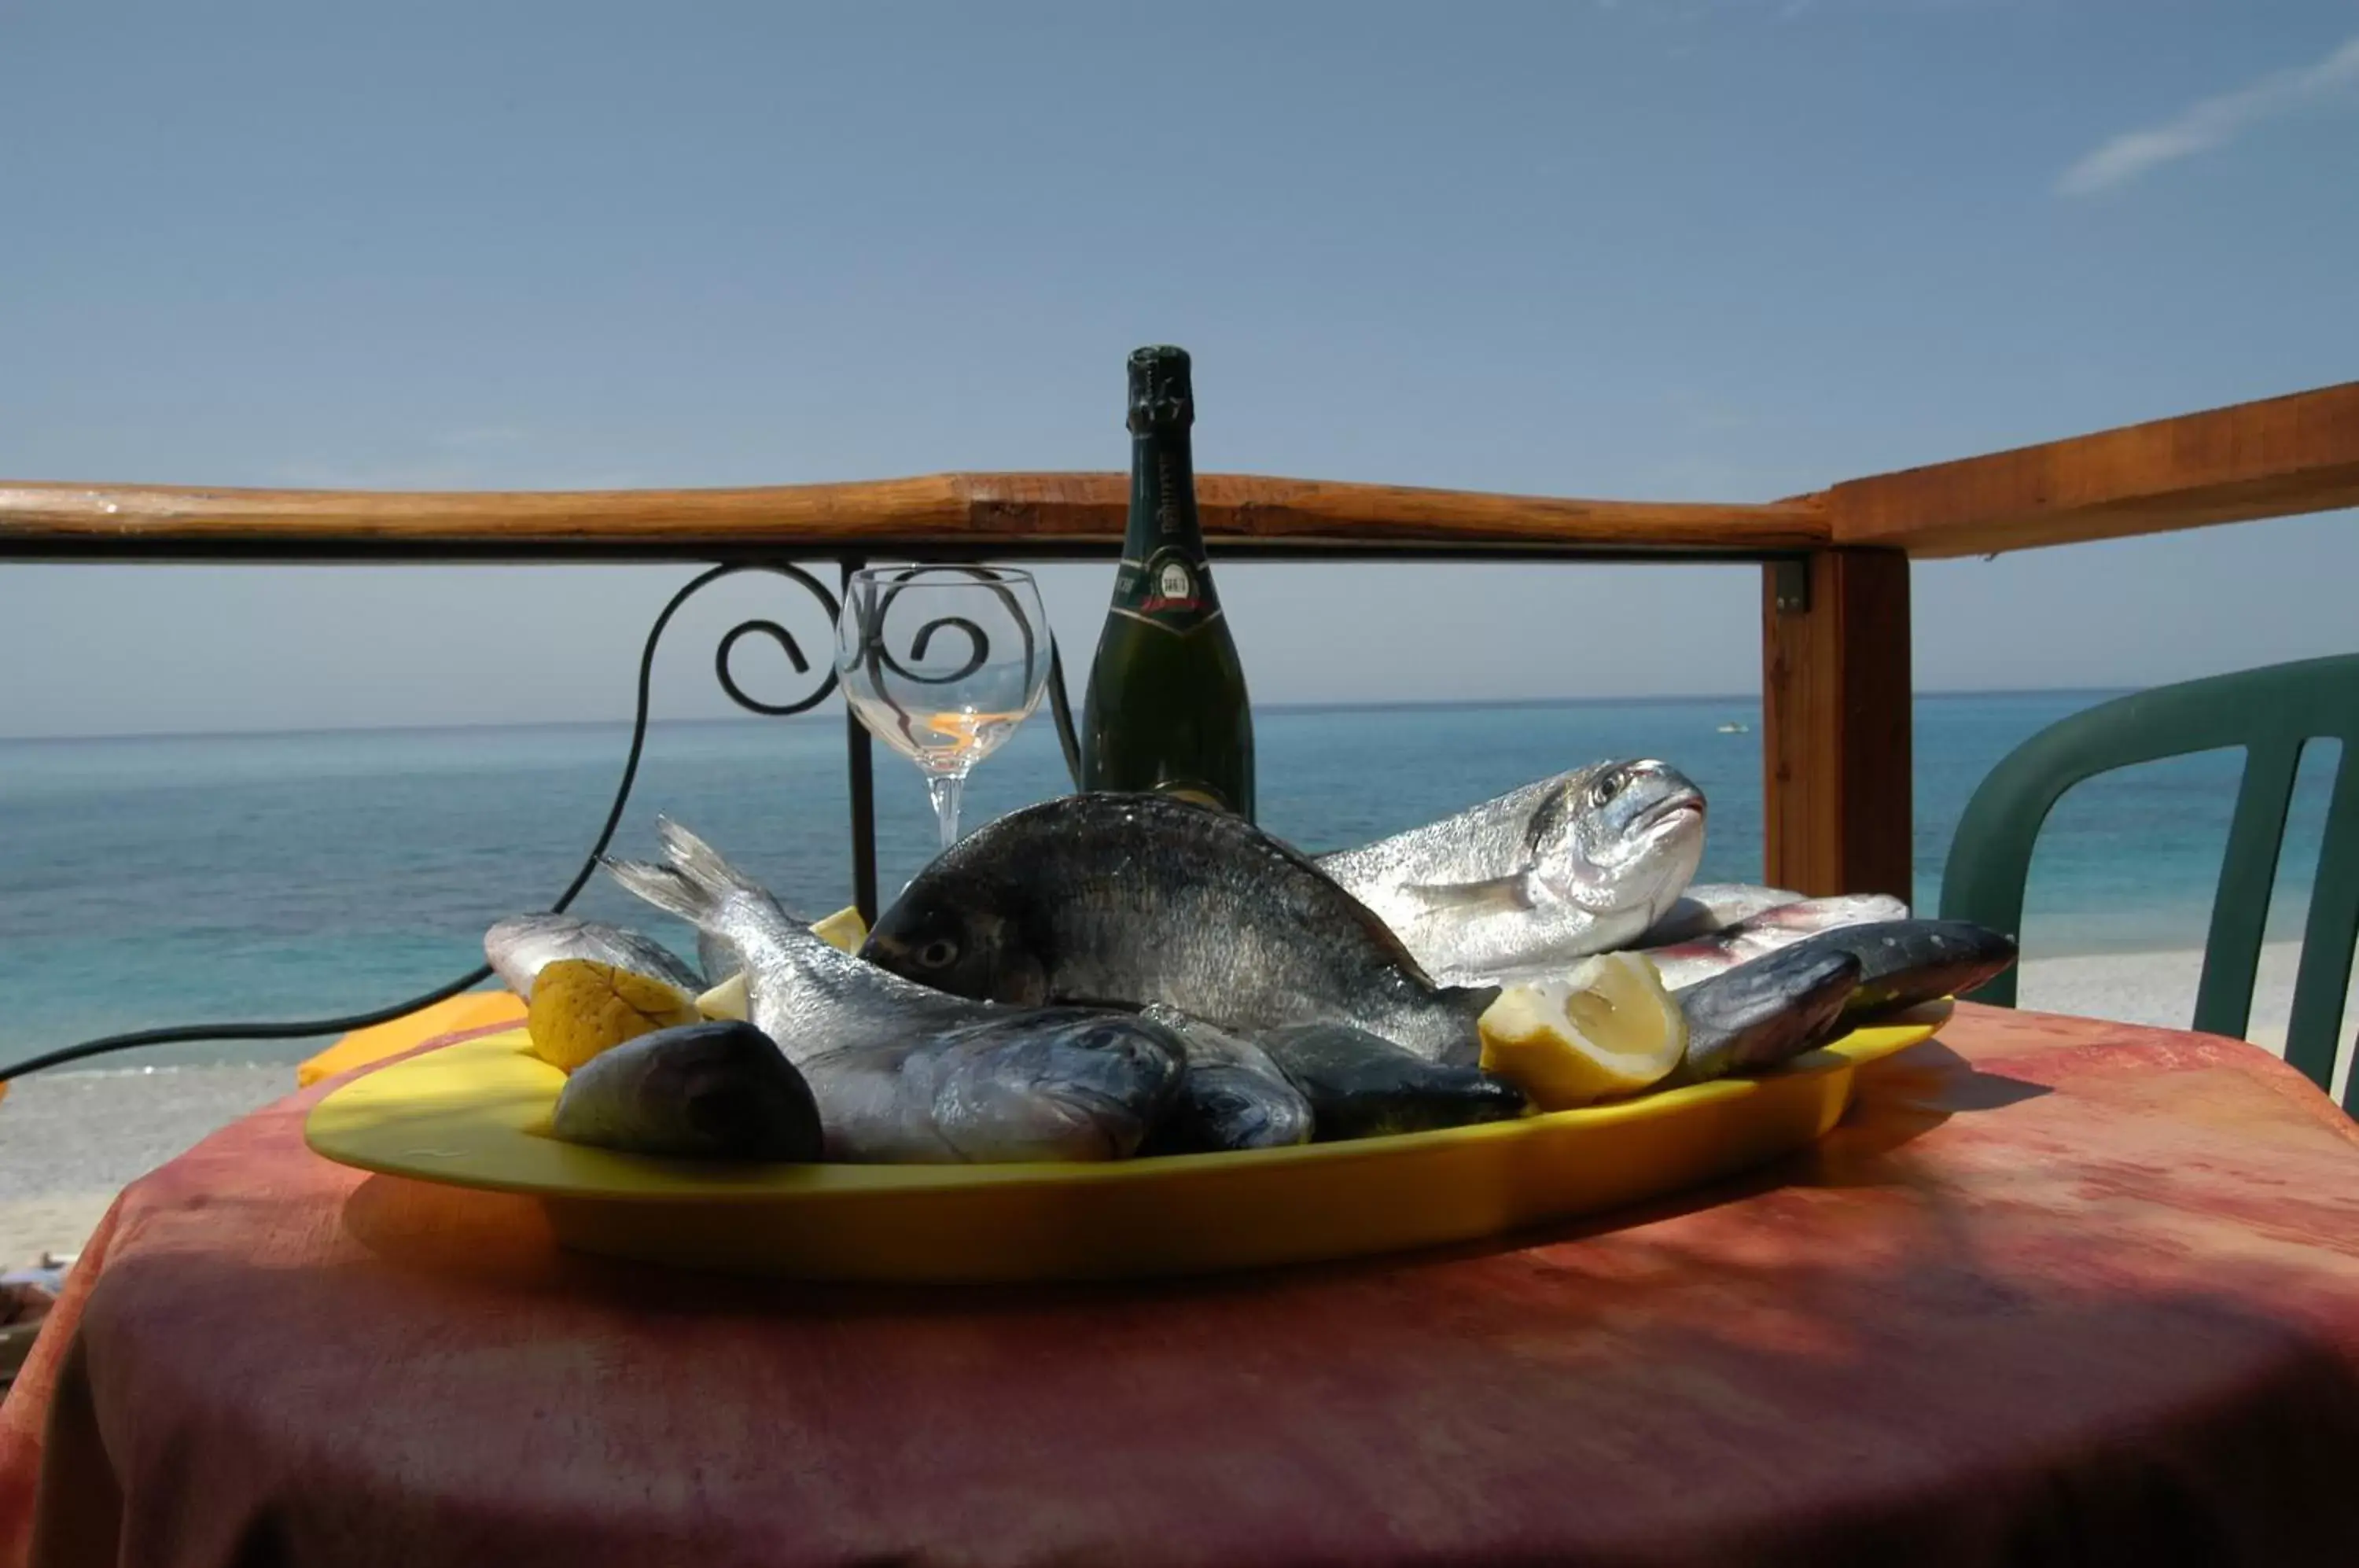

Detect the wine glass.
xmin=834 ymin=565 xmax=1052 ymax=852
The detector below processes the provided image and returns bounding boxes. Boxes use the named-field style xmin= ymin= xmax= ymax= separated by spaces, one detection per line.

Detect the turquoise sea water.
xmin=1 ymin=691 xmax=2342 ymax=1072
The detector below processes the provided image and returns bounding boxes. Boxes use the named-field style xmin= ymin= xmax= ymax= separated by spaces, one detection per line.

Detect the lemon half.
xmin=526 ymin=959 xmax=702 ymax=1073
xmin=810 ymin=904 xmax=868 ymax=953
xmin=1478 ymin=951 xmax=1687 ymax=1110
xmin=697 ymin=972 xmax=749 ymax=1022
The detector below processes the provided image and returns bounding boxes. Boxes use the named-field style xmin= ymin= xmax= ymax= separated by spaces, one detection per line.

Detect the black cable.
xmin=0 ymin=562 xmax=842 ymax=1084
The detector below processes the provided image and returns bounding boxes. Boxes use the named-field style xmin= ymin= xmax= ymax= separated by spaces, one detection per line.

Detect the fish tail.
xmin=654 ymin=816 xmax=785 ymax=906
xmin=601 ymin=856 xmax=719 ymax=930
xmin=608 ymin=818 xmax=815 ymax=951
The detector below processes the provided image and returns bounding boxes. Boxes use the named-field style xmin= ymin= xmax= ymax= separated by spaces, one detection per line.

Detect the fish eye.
xmin=1590 ymin=773 xmax=1623 ymax=808
xmin=918 ymin=937 xmax=959 ymax=968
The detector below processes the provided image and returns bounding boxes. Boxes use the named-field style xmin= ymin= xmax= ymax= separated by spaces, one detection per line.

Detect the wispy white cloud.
xmin=2058 ymin=34 xmax=2359 ymax=195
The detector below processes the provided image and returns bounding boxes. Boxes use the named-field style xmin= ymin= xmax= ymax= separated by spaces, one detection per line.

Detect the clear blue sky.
xmin=3 ymin=1 xmax=2355 ymax=736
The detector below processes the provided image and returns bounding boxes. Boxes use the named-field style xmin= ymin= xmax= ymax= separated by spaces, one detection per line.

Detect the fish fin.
xmin=1400 ymin=874 xmax=1536 ymax=917
xmin=653 ymin=818 xmax=806 ymax=918
xmin=656 ymin=818 xmax=767 ymax=896
xmin=697 ymin=929 xmax=747 ymax=983
xmin=1438 ymin=982 xmax=1503 ymax=1066
xmin=602 ymin=856 xmax=717 ymax=930
xmin=1449 ymin=982 xmax=1503 ymax=1011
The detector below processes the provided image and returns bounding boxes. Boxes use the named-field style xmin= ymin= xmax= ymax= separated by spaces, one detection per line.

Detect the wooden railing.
xmin=6 ymin=378 xmax=2355 ymax=907
xmin=0 ymin=473 xmax=1826 ymax=560
xmin=1766 ymin=378 xmax=2359 ymax=899
xmin=1822 ymin=381 xmax=2359 ymax=557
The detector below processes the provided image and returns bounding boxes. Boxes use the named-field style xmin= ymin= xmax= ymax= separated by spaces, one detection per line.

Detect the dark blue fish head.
xmin=926 ymin=1007 xmax=1189 ymax=1161
xmin=862 ymin=871 xmax=1047 ymax=1005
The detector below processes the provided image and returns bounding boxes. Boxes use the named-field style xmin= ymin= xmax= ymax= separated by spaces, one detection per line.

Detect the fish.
xmin=694 ymin=870 xmax=817 ymax=983
xmin=607 ymin=822 xmax=973 ymax=1063
xmin=484 ymin=914 xmax=704 ymax=1000
xmin=1663 ymin=917 xmax=2017 ymax=1090
xmin=697 ymin=929 xmax=746 ymax=985
xmin=550 ymin=1019 xmax=825 ymax=1162
xmin=1669 ymin=945 xmax=1864 ymax=1084
xmin=1315 ymin=760 xmax=1709 ymax=987
xmin=1256 ymin=1021 xmax=1529 ymax=1141
xmin=1634 ymin=883 xmax=1805 ymax=948
xmin=707 ymin=902 xmax=865 ymax=985
xmin=1801 ymin=919 xmax=2019 ymax=1023
xmin=604 ymin=818 xmax=1187 ymax=1163
xmin=859 ymin=793 xmax=1498 ymax=1065
xmin=1135 ymin=1005 xmax=1316 ymax=1155
xmin=1636 ymin=893 xmax=1912 ymax=989
xmin=796 ymin=1007 xmax=1188 ymax=1162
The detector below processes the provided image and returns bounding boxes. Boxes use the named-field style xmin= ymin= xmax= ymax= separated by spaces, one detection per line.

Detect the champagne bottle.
xmin=1078 ymin=345 xmax=1257 ymax=819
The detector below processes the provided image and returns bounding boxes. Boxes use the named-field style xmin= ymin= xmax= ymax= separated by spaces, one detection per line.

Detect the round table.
xmin=5 ymin=1004 xmax=2358 ymax=1567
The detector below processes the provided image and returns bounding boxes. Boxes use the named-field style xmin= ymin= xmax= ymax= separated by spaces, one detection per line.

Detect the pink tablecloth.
xmin=5 ymin=1005 xmax=2359 ymax=1566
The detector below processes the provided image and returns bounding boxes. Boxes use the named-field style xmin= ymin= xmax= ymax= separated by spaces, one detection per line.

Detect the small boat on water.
xmin=1717 ymin=721 xmax=1751 ymax=734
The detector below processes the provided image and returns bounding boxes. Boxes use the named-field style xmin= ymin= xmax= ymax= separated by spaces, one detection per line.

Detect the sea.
xmin=1 ymin=690 xmax=2342 ymax=1074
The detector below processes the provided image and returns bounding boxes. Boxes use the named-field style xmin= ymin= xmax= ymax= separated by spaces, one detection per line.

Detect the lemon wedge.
xmin=1478 ymin=951 xmax=1687 ymax=1110
xmin=697 ymin=970 xmax=749 ymax=1022
xmin=526 ymin=959 xmax=703 ymax=1073
xmin=810 ymin=904 xmax=867 ymax=953
xmin=696 ymin=905 xmax=868 ymax=1021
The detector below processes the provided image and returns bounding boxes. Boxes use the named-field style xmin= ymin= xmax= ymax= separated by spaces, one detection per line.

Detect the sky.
xmin=2 ymin=0 xmax=2356 ymax=738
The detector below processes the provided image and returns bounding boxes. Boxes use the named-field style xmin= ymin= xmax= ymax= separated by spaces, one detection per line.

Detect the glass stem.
xmin=926 ymin=771 xmax=966 ymax=852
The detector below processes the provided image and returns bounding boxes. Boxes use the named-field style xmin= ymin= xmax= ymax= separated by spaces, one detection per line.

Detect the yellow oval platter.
xmin=304 ymin=1006 xmax=1947 ymax=1284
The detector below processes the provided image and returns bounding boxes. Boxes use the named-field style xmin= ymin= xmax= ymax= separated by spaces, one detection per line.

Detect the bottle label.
xmin=1157 ymin=782 xmax=1234 ymax=812
xmin=1110 ymin=545 xmax=1224 ymax=635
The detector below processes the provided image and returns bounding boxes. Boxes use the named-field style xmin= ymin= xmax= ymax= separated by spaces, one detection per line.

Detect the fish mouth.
xmin=1629 ymin=790 xmax=1706 ymax=840
xmin=1012 ymin=1071 xmax=1176 ymax=1160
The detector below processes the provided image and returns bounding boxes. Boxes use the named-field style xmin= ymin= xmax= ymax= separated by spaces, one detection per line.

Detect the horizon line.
xmin=0 ymin=684 xmax=2140 ymax=745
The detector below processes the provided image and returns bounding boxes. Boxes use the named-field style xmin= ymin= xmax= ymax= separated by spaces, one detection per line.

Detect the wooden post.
xmin=1761 ymin=549 xmax=1914 ymax=902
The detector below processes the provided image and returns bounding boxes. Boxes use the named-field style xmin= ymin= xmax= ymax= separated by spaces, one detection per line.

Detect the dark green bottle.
xmin=1078 ymin=345 xmax=1257 ymax=819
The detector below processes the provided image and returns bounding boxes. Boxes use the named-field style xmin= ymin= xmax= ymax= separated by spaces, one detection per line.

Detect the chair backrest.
xmin=1938 ymin=653 xmax=2359 ymax=1108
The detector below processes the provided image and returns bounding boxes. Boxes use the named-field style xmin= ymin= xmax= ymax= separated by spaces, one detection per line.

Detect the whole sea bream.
xmin=1316 ymin=760 xmax=1708 ymax=987
xmin=605 ymin=819 xmax=1187 ymax=1162
xmin=1638 ymin=894 xmax=1912 ymax=989
xmin=484 ymin=913 xmax=705 ymax=1000
xmin=1667 ymin=916 xmax=2019 ymax=1082
xmin=860 ymin=793 xmax=1497 ymax=1065
xmin=1632 ymin=883 xmax=1805 ymax=947
xmin=551 ymin=1019 xmax=825 ymax=1161
xmin=1670 ymin=945 xmax=1864 ymax=1084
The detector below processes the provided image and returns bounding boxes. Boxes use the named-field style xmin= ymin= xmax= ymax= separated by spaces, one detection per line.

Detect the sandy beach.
xmin=1 ymin=1064 xmax=289 ymax=1265
xmin=2015 ymin=940 xmax=2359 ymax=1075
xmin=2 ymin=945 xmax=2353 ymax=1265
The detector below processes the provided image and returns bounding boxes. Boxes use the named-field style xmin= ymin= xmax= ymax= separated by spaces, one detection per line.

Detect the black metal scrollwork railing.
xmin=0 ymin=556 xmax=1081 ymax=1082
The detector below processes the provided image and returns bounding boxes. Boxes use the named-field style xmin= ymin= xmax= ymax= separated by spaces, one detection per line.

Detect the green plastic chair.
xmin=1938 ymin=653 xmax=2359 ymax=1113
